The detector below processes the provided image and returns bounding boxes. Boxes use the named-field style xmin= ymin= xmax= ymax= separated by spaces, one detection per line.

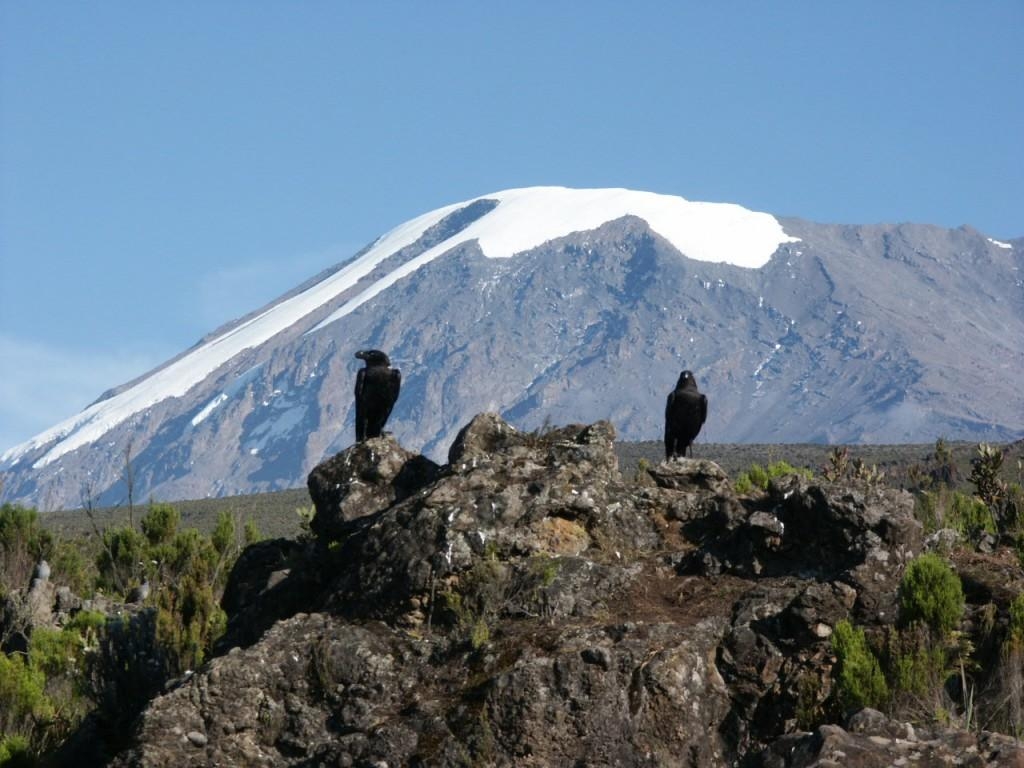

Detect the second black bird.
xmin=664 ymin=370 xmax=707 ymax=459
xmin=354 ymin=349 xmax=402 ymax=442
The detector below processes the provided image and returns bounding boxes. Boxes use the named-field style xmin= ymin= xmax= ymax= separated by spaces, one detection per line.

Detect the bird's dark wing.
xmin=389 ymin=368 xmax=402 ymax=407
xmin=375 ymin=368 xmax=401 ymax=425
xmin=699 ymin=394 xmax=708 ymax=426
xmin=664 ymin=392 xmax=677 ymax=457
xmin=354 ymin=368 xmax=366 ymax=441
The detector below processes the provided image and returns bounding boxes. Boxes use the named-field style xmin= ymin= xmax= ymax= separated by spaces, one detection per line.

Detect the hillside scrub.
xmin=4 ymin=433 xmax=1024 ymax=765
xmin=733 ymin=460 xmax=812 ymax=494
xmin=0 ymin=500 xmax=259 ymax=766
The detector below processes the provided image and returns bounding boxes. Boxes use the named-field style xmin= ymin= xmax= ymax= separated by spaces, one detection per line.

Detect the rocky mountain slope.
xmin=3 ymin=187 xmax=1021 ymax=510
xmin=75 ymin=414 xmax=1020 ymax=767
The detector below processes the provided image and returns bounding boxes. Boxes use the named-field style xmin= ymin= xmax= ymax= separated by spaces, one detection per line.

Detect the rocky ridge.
xmin=101 ymin=415 xmax=1024 ymax=766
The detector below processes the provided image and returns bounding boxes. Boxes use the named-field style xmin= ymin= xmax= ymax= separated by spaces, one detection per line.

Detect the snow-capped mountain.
xmin=3 ymin=186 xmax=1022 ymax=509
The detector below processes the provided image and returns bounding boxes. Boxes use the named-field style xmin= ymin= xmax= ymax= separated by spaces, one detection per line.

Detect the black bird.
xmin=664 ymin=370 xmax=707 ymax=459
xmin=354 ymin=349 xmax=402 ymax=441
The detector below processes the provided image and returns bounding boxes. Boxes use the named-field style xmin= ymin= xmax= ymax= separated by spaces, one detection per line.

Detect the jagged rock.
xmin=778 ymin=581 xmax=858 ymax=642
xmin=682 ymin=476 xmax=922 ymax=606
xmin=307 ymin=434 xmax=441 ymax=541
xmin=112 ymin=613 xmax=738 ymax=768
xmin=769 ymin=477 xmax=922 ymax=574
xmin=480 ymin=619 xmax=733 ymax=766
xmin=447 ymin=411 xmax=532 ymax=465
xmin=312 ymin=415 xmax=663 ymax=626
xmin=758 ymin=708 xmax=1024 ymax=767
xmin=25 ymin=578 xmax=55 ymax=626
xmin=925 ymin=527 xmax=961 ymax=552
xmin=645 ymin=457 xmax=732 ymax=495
xmin=98 ymin=415 xmax=1012 ymax=767
xmin=217 ymin=537 xmax=321 ymax=650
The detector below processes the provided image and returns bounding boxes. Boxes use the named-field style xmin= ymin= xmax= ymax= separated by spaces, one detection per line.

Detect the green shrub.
xmin=0 ymin=504 xmax=54 ymax=593
xmin=888 ymin=626 xmax=952 ymax=699
xmin=0 ymin=734 xmax=32 ymax=768
xmin=27 ymin=628 xmax=81 ymax=679
xmin=25 ymin=618 xmax=100 ymax=753
xmin=243 ymin=518 xmax=262 ymax=546
xmin=971 ymin=443 xmax=1006 ymax=511
xmin=734 ymin=460 xmax=812 ymax=494
xmin=1009 ymin=594 xmax=1024 ymax=648
xmin=916 ymin=487 xmax=997 ymax=542
xmin=140 ymin=502 xmax=180 ymax=547
xmin=898 ymin=553 xmax=964 ymax=636
xmin=930 ymin=438 xmax=958 ymax=487
xmin=96 ymin=525 xmax=147 ymax=596
xmin=48 ymin=539 xmax=95 ymax=597
xmin=155 ymin=573 xmax=226 ymax=675
xmin=915 ymin=490 xmax=941 ymax=535
xmin=0 ymin=652 xmax=51 ymax=742
xmin=832 ymin=619 xmax=889 ymax=711
xmin=948 ymin=492 xmax=996 ymax=540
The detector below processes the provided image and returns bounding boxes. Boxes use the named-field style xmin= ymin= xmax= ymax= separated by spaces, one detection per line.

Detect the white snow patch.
xmin=191 ymin=393 xmax=228 ymax=427
xmin=753 ymin=343 xmax=783 ymax=388
xmin=988 ymin=237 xmax=1013 ymax=249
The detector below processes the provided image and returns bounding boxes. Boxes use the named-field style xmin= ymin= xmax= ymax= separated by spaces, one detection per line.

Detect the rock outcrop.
xmin=105 ymin=415 xmax=1024 ymax=767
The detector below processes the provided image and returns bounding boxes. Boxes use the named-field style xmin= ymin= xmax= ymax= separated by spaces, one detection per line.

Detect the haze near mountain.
xmin=2 ymin=187 xmax=1022 ymax=510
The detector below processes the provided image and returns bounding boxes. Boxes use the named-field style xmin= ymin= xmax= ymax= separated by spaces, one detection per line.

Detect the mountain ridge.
xmin=2 ymin=187 xmax=1021 ymax=509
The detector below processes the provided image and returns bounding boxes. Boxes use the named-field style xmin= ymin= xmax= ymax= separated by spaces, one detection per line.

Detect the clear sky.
xmin=1 ymin=2 xmax=1022 ymax=452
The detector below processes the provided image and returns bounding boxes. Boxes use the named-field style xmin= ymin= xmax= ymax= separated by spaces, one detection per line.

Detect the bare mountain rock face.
xmin=98 ymin=415 xmax=1023 ymax=767
xmin=3 ymin=188 xmax=1022 ymax=510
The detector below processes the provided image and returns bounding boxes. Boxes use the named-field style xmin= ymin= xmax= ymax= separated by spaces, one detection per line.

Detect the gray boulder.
xmin=307 ymin=434 xmax=441 ymax=541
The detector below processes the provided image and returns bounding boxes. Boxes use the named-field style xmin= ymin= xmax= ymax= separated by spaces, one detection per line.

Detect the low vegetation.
xmin=733 ymin=460 xmax=812 ymax=494
xmin=1 ymin=437 xmax=1022 ymax=764
xmin=0 ymin=500 xmax=261 ymax=765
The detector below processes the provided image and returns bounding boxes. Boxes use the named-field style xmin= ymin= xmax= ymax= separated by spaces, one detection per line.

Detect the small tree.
xmin=832 ymin=620 xmax=889 ymax=712
xmin=930 ymin=438 xmax=958 ymax=487
xmin=0 ymin=504 xmax=54 ymax=593
xmin=95 ymin=526 xmax=147 ymax=597
xmin=971 ymin=443 xmax=1009 ymax=529
xmin=0 ymin=652 xmax=51 ymax=752
xmin=823 ymin=447 xmax=850 ymax=482
xmin=141 ymin=502 xmax=180 ymax=548
xmin=898 ymin=553 xmax=965 ymax=636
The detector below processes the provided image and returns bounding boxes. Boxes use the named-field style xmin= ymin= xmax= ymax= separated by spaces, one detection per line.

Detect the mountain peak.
xmin=406 ymin=186 xmax=800 ymax=266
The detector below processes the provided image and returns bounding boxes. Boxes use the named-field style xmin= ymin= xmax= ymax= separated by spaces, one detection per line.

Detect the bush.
xmin=47 ymin=541 xmax=94 ymax=598
xmin=24 ymin=614 xmax=103 ymax=753
xmin=948 ymin=492 xmax=995 ymax=540
xmin=898 ymin=553 xmax=964 ymax=636
xmin=734 ymin=460 xmax=812 ymax=494
xmin=140 ymin=502 xmax=180 ymax=548
xmin=0 ymin=652 xmax=51 ymax=747
xmin=915 ymin=487 xmax=997 ymax=542
xmin=0 ymin=505 xmax=53 ymax=594
xmin=96 ymin=526 xmax=147 ymax=597
xmin=155 ymin=574 xmax=226 ymax=675
xmin=971 ymin=443 xmax=1006 ymax=511
xmin=0 ymin=734 xmax=32 ymax=768
xmin=832 ymin=619 xmax=889 ymax=712
xmin=1009 ymin=593 xmax=1024 ymax=648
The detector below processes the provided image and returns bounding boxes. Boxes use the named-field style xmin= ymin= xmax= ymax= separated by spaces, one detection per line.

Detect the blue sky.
xmin=1 ymin=2 xmax=1022 ymax=452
